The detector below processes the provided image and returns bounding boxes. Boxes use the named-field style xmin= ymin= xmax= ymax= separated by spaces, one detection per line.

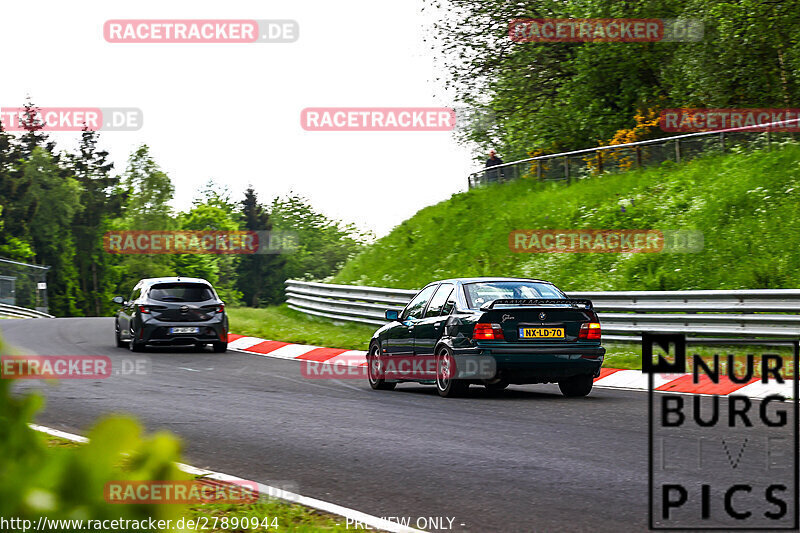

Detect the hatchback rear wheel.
xmin=115 ymin=322 xmax=126 ymax=348
xmin=212 ymin=342 xmax=227 ymax=353
xmin=129 ymin=336 xmax=145 ymax=352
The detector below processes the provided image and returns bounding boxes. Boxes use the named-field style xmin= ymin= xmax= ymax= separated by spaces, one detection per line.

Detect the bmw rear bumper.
xmin=456 ymin=342 xmax=605 ymax=383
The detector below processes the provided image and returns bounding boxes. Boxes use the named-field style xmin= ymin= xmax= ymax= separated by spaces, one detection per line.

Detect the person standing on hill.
xmin=485 ymin=149 xmax=504 ymax=183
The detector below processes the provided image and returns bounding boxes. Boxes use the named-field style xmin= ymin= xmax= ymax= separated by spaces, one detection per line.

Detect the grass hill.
xmin=334 ymin=143 xmax=800 ymax=292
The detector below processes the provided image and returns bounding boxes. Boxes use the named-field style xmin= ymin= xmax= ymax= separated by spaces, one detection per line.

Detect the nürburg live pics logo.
xmin=644 ymin=333 xmax=798 ymax=530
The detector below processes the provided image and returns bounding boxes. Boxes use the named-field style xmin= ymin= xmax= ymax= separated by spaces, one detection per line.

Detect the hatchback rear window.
xmin=149 ymin=283 xmax=215 ymax=302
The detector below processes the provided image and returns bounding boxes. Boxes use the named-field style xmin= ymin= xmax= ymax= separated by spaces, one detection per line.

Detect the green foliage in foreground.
xmin=228 ymin=305 xmax=376 ymax=352
xmin=2 ymin=328 xmax=358 ymax=532
xmin=334 ymin=144 xmax=800 ymax=292
xmin=0 ymin=338 xmax=185 ymax=530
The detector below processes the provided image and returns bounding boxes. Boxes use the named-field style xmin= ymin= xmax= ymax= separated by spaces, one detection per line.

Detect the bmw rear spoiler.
xmin=480 ymin=298 xmax=594 ymax=311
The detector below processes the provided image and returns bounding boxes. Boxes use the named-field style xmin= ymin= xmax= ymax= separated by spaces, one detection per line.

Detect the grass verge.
xmin=228 ymin=305 xmax=375 ymax=351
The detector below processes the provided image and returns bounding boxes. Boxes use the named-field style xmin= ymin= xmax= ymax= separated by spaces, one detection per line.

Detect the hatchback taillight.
xmin=138 ymin=305 xmax=150 ymax=314
xmin=216 ymin=304 xmax=225 ymax=313
xmin=473 ymin=323 xmax=505 ymax=340
xmin=579 ymin=322 xmax=601 ymax=340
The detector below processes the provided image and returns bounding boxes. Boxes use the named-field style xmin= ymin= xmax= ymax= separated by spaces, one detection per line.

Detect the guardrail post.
xmin=536 ymin=160 xmax=542 ymax=180
xmin=635 ymin=146 xmax=642 ymax=168
xmin=720 ymin=132 xmax=725 ymax=151
xmin=766 ymin=130 xmax=771 ymax=151
xmin=564 ymin=156 xmax=570 ymax=184
xmin=675 ymin=139 xmax=681 ymax=163
xmin=596 ymin=151 xmax=603 ymax=174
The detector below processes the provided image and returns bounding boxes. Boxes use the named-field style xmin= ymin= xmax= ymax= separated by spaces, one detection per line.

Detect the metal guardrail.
xmin=0 ymin=303 xmax=54 ymax=319
xmin=468 ymin=116 xmax=800 ymax=188
xmin=286 ymin=280 xmax=800 ymax=342
xmin=285 ymin=280 xmax=416 ymax=325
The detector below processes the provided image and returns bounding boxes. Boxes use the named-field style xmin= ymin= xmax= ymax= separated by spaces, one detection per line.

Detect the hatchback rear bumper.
xmin=139 ymin=317 xmax=226 ymax=345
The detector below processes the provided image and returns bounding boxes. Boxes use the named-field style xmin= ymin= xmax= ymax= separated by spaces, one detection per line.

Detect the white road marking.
xmin=593 ymin=370 xmax=680 ymax=390
xmin=228 ymin=336 xmax=264 ymax=350
xmin=735 ymin=379 xmax=796 ymax=399
xmin=265 ymin=343 xmax=321 ymax=359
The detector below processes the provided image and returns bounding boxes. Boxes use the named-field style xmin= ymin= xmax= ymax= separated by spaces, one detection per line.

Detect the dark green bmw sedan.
xmin=367 ymin=277 xmax=605 ymax=397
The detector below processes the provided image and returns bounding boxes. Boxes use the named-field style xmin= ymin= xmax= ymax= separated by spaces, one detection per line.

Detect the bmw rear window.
xmin=463 ymin=281 xmax=565 ymax=308
xmin=148 ymin=283 xmax=215 ymax=302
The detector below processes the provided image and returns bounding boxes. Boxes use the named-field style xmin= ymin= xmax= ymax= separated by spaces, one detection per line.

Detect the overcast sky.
xmin=0 ymin=0 xmax=480 ymax=237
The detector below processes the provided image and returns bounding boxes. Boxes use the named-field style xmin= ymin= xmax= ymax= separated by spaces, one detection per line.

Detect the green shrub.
xmin=0 ymin=334 xmax=188 ymax=531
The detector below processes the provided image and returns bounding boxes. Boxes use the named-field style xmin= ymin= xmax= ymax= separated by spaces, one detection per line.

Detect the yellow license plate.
xmin=519 ymin=327 xmax=565 ymax=339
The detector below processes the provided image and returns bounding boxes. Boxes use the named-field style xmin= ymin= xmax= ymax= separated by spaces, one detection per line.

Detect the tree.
xmin=236 ymin=187 xmax=285 ymax=307
xmin=0 ymin=116 xmax=35 ymax=250
xmin=17 ymin=97 xmax=58 ymax=159
xmin=68 ymin=129 xmax=122 ymax=315
xmin=425 ymin=0 xmax=800 ymax=159
xmin=0 ymin=205 xmax=34 ymax=260
xmin=174 ymin=180 xmax=243 ymax=305
xmin=269 ymin=193 xmax=370 ymax=282
xmin=110 ymin=145 xmax=176 ymax=295
xmin=22 ymin=148 xmax=82 ymax=316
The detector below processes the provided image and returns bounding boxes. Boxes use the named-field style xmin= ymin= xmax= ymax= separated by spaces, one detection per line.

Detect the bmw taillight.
xmin=473 ymin=323 xmax=505 ymax=340
xmin=138 ymin=305 xmax=150 ymax=314
xmin=579 ymin=322 xmax=601 ymax=340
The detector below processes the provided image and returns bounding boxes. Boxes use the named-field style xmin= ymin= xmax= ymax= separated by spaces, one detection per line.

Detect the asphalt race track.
xmin=2 ymin=318 xmax=795 ymax=532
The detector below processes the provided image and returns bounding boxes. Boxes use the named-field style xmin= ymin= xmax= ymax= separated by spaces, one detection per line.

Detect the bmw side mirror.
xmin=385 ymin=309 xmax=399 ymax=321
xmin=112 ymin=296 xmax=125 ymax=305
